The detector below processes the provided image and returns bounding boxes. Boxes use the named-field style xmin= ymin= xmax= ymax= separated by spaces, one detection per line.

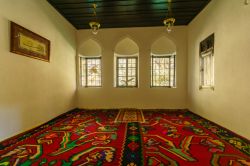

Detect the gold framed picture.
xmin=10 ymin=21 xmax=50 ymax=62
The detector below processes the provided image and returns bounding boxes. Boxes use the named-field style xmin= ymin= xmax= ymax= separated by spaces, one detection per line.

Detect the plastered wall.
xmin=0 ymin=0 xmax=77 ymax=141
xmin=76 ymin=26 xmax=188 ymax=109
xmin=187 ymin=0 xmax=250 ymax=139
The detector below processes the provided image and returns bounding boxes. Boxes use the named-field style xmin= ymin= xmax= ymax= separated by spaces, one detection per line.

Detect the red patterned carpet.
xmin=0 ymin=109 xmax=249 ymax=165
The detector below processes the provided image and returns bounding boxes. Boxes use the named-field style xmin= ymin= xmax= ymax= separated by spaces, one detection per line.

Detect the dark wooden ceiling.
xmin=47 ymin=0 xmax=211 ymax=29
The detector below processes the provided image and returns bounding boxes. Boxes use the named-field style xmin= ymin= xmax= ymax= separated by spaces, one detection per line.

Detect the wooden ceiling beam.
xmin=47 ymin=0 xmax=211 ymax=29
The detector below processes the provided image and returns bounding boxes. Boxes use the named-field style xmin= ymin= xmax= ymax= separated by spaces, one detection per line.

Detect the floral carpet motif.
xmin=0 ymin=109 xmax=249 ymax=165
xmin=142 ymin=110 xmax=250 ymax=166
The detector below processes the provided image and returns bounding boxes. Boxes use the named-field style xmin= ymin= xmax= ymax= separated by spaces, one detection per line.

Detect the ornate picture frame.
xmin=10 ymin=21 xmax=50 ymax=62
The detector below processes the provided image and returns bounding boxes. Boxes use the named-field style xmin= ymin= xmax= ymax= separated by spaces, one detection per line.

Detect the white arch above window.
xmin=151 ymin=36 xmax=176 ymax=55
xmin=79 ymin=39 xmax=101 ymax=56
xmin=114 ymin=38 xmax=139 ymax=55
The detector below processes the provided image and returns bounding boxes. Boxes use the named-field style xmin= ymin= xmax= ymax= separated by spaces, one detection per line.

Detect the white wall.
xmin=77 ymin=26 xmax=187 ymax=109
xmin=79 ymin=39 xmax=101 ymax=56
xmin=0 ymin=0 xmax=77 ymax=141
xmin=115 ymin=38 xmax=139 ymax=55
xmin=187 ymin=0 xmax=250 ymax=139
xmin=151 ymin=36 xmax=176 ymax=54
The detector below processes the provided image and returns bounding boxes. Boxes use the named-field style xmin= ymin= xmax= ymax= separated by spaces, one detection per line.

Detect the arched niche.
xmin=114 ymin=37 xmax=139 ymax=55
xmin=151 ymin=36 xmax=176 ymax=55
xmin=79 ymin=39 xmax=101 ymax=56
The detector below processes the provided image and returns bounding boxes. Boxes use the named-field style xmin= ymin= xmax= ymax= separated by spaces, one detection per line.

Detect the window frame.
xmin=199 ymin=48 xmax=214 ymax=90
xmin=150 ymin=54 xmax=176 ymax=88
xmin=116 ymin=56 xmax=138 ymax=88
xmin=199 ymin=33 xmax=215 ymax=90
xmin=80 ymin=56 xmax=102 ymax=87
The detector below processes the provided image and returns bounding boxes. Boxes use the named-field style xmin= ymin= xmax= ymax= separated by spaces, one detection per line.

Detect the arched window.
xmin=79 ymin=39 xmax=102 ymax=87
xmin=151 ymin=36 xmax=176 ymax=87
xmin=114 ymin=38 xmax=139 ymax=87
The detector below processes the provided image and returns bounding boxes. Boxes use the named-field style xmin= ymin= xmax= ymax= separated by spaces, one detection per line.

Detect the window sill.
xmin=115 ymin=86 xmax=138 ymax=88
xmin=199 ymin=86 xmax=214 ymax=90
xmin=80 ymin=86 xmax=102 ymax=88
xmin=150 ymin=86 xmax=176 ymax=88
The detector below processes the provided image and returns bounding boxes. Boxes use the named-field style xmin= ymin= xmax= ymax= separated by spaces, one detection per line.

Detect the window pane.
xmin=119 ymin=63 xmax=126 ymax=68
xmin=118 ymin=58 xmax=126 ymax=64
xmin=80 ymin=57 xmax=101 ymax=87
xmin=127 ymin=77 xmax=136 ymax=86
xmin=118 ymin=77 xmax=126 ymax=86
xmin=151 ymin=55 xmax=176 ymax=87
xmin=200 ymin=52 xmax=213 ymax=88
xmin=118 ymin=69 xmax=126 ymax=76
xmin=117 ymin=57 xmax=137 ymax=87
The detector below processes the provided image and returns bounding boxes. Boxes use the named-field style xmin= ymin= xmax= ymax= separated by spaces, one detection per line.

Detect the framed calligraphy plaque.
xmin=10 ymin=21 xmax=50 ymax=62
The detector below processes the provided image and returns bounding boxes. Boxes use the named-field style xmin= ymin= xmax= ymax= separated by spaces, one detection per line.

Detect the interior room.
xmin=0 ymin=0 xmax=249 ymax=165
